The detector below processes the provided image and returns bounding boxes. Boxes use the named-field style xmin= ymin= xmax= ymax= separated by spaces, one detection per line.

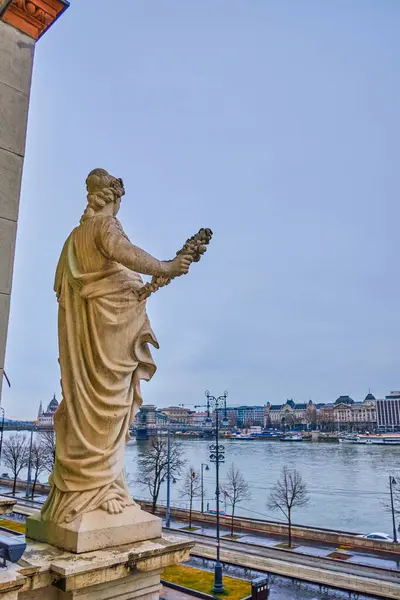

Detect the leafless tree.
xmin=2 ymin=434 xmax=29 ymax=494
xmin=265 ymin=413 xmax=272 ymax=428
xmin=180 ymin=466 xmax=201 ymax=528
xmin=222 ymin=463 xmax=251 ymax=536
xmin=305 ymin=404 xmax=317 ymax=430
xmin=136 ymin=436 xmax=186 ymax=514
xmin=267 ymin=465 xmax=309 ymax=547
xmin=30 ymin=442 xmax=48 ymax=498
xmin=38 ymin=431 xmax=56 ymax=472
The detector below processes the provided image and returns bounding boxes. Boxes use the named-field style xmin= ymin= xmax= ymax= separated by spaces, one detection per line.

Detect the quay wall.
xmin=0 ymin=477 xmax=50 ymax=493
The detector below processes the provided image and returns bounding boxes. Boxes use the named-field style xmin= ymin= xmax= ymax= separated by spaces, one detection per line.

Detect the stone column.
xmin=0 ymin=0 xmax=69 ymax=400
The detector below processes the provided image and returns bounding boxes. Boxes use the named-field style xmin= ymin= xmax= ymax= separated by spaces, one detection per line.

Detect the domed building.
xmin=334 ymin=395 xmax=354 ymax=405
xmin=37 ymin=394 xmax=59 ymax=427
xmin=333 ymin=392 xmax=376 ymax=432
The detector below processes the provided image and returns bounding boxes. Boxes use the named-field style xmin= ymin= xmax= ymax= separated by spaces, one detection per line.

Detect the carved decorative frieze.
xmin=1 ymin=0 xmax=69 ymax=40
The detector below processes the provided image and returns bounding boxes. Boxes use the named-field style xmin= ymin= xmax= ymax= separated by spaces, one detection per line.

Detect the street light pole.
xmin=207 ymin=390 xmax=227 ymax=594
xmin=25 ymin=426 xmax=34 ymax=498
xmin=389 ymin=475 xmax=398 ymax=543
xmin=166 ymin=425 xmax=171 ymax=528
xmin=201 ymin=463 xmax=209 ymax=513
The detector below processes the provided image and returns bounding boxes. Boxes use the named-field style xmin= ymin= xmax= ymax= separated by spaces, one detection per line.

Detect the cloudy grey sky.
xmin=3 ymin=0 xmax=400 ymax=419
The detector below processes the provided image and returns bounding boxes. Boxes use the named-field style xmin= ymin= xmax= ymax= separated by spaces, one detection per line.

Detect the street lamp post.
xmin=166 ymin=425 xmax=171 ymax=528
xmin=25 ymin=425 xmax=34 ymax=498
xmin=206 ymin=390 xmax=228 ymax=594
xmin=201 ymin=462 xmax=209 ymax=513
xmin=389 ymin=476 xmax=398 ymax=543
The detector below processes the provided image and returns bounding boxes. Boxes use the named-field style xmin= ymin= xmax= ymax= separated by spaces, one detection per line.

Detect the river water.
xmin=1 ymin=432 xmax=398 ymax=534
xmin=125 ymin=438 xmax=400 ymax=535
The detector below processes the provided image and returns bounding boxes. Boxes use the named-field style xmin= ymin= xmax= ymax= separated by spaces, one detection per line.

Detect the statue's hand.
xmin=167 ymin=254 xmax=193 ymax=277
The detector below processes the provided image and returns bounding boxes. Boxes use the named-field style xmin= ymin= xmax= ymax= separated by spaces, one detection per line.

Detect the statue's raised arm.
xmin=33 ymin=168 xmax=212 ymax=549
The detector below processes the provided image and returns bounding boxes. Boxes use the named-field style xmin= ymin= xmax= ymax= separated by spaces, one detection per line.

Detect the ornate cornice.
xmin=0 ymin=0 xmax=69 ymax=40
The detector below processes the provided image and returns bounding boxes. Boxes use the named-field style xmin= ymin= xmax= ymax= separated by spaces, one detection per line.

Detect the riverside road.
xmin=168 ymin=518 xmax=400 ymax=570
xmin=169 ymin=528 xmax=400 ymax=599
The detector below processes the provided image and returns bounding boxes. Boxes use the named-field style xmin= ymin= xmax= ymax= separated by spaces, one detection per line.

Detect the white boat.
xmin=339 ymin=434 xmax=358 ymax=444
xmin=356 ymin=433 xmax=400 ymax=445
xmin=280 ymin=433 xmax=303 ymax=442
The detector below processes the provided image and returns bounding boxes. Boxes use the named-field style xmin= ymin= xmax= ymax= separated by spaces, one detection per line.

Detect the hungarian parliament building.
xmin=36 ymin=394 xmax=59 ymax=427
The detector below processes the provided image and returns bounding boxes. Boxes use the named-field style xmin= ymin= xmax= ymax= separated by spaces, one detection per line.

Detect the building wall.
xmin=160 ymin=407 xmax=191 ymax=423
xmin=264 ymin=402 xmax=315 ymax=428
xmin=0 ymin=21 xmax=34 ymax=400
xmin=377 ymin=395 xmax=400 ymax=430
xmin=225 ymin=406 xmax=264 ymax=427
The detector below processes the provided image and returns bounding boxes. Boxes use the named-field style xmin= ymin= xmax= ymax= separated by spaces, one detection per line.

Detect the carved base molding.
xmin=1 ymin=0 xmax=69 ymax=40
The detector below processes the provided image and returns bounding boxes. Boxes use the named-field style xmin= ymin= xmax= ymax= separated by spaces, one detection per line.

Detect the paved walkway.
xmin=160 ymin=585 xmax=198 ymax=600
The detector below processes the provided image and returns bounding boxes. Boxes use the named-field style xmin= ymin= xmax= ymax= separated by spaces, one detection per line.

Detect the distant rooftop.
xmin=335 ymin=395 xmax=354 ymax=405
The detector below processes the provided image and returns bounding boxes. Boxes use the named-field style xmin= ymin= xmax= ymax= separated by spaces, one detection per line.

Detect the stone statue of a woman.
xmin=27 ymin=169 xmax=210 ymax=551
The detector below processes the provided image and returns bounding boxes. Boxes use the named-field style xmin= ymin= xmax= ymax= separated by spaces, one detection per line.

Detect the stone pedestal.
xmin=0 ymin=495 xmax=16 ymax=515
xmin=0 ymin=534 xmax=193 ymax=600
xmin=26 ymin=505 xmax=162 ymax=554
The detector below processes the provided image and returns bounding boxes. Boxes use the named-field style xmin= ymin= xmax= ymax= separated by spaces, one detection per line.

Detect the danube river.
xmin=125 ymin=438 xmax=399 ymax=535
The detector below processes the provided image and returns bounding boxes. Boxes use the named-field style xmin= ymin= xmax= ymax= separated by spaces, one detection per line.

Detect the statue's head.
xmin=80 ymin=168 xmax=125 ymax=223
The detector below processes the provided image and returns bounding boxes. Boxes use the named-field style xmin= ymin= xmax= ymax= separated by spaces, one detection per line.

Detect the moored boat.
xmin=356 ymin=433 xmax=400 ymax=445
xmin=280 ymin=433 xmax=303 ymax=442
xmin=339 ymin=434 xmax=358 ymax=444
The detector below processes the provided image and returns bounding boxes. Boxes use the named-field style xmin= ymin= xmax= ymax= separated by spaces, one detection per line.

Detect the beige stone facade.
xmin=0 ymin=19 xmax=34 ymax=400
xmin=0 ymin=0 xmax=69 ymax=402
xmin=264 ymin=400 xmax=317 ymax=429
xmin=160 ymin=406 xmax=192 ymax=423
xmin=1 ymin=533 xmax=193 ymax=600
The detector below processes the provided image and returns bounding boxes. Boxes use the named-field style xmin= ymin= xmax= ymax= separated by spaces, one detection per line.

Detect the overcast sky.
xmin=3 ymin=0 xmax=400 ymax=419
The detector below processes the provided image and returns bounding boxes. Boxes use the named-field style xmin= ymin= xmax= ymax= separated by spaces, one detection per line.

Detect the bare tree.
xmin=2 ymin=434 xmax=29 ymax=494
xmin=267 ymin=465 xmax=309 ymax=548
xmin=305 ymin=404 xmax=317 ymax=430
xmin=38 ymin=430 xmax=56 ymax=473
xmin=222 ymin=463 xmax=251 ymax=537
xmin=30 ymin=442 xmax=48 ymax=498
xmin=136 ymin=436 xmax=186 ymax=513
xmin=180 ymin=466 xmax=201 ymax=528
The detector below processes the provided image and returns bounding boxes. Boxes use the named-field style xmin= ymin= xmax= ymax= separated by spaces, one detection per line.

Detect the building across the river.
xmin=37 ymin=394 xmax=59 ymax=427
xmin=223 ymin=405 xmax=264 ymax=428
xmin=317 ymin=393 xmax=377 ymax=432
xmin=376 ymin=392 xmax=400 ymax=431
xmin=264 ymin=399 xmax=318 ymax=429
xmin=188 ymin=411 xmax=209 ymax=426
xmin=263 ymin=393 xmax=377 ymax=431
xmin=133 ymin=392 xmax=380 ymax=433
xmin=159 ymin=406 xmax=192 ymax=423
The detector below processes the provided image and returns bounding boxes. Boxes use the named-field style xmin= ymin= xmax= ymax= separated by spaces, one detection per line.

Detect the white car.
xmin=357 ymin=532 xmax=394 ymax=542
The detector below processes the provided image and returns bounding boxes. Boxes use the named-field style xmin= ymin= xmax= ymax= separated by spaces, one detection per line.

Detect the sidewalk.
xmin=161 ymin=585 xmax=199 ymax=600
xmin=167 ymin=518 xmax=400 ymax=571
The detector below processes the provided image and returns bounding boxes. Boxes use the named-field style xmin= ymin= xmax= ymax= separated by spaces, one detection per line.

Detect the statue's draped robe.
xmin=42 ymin=216 xmax=158 ymax=524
